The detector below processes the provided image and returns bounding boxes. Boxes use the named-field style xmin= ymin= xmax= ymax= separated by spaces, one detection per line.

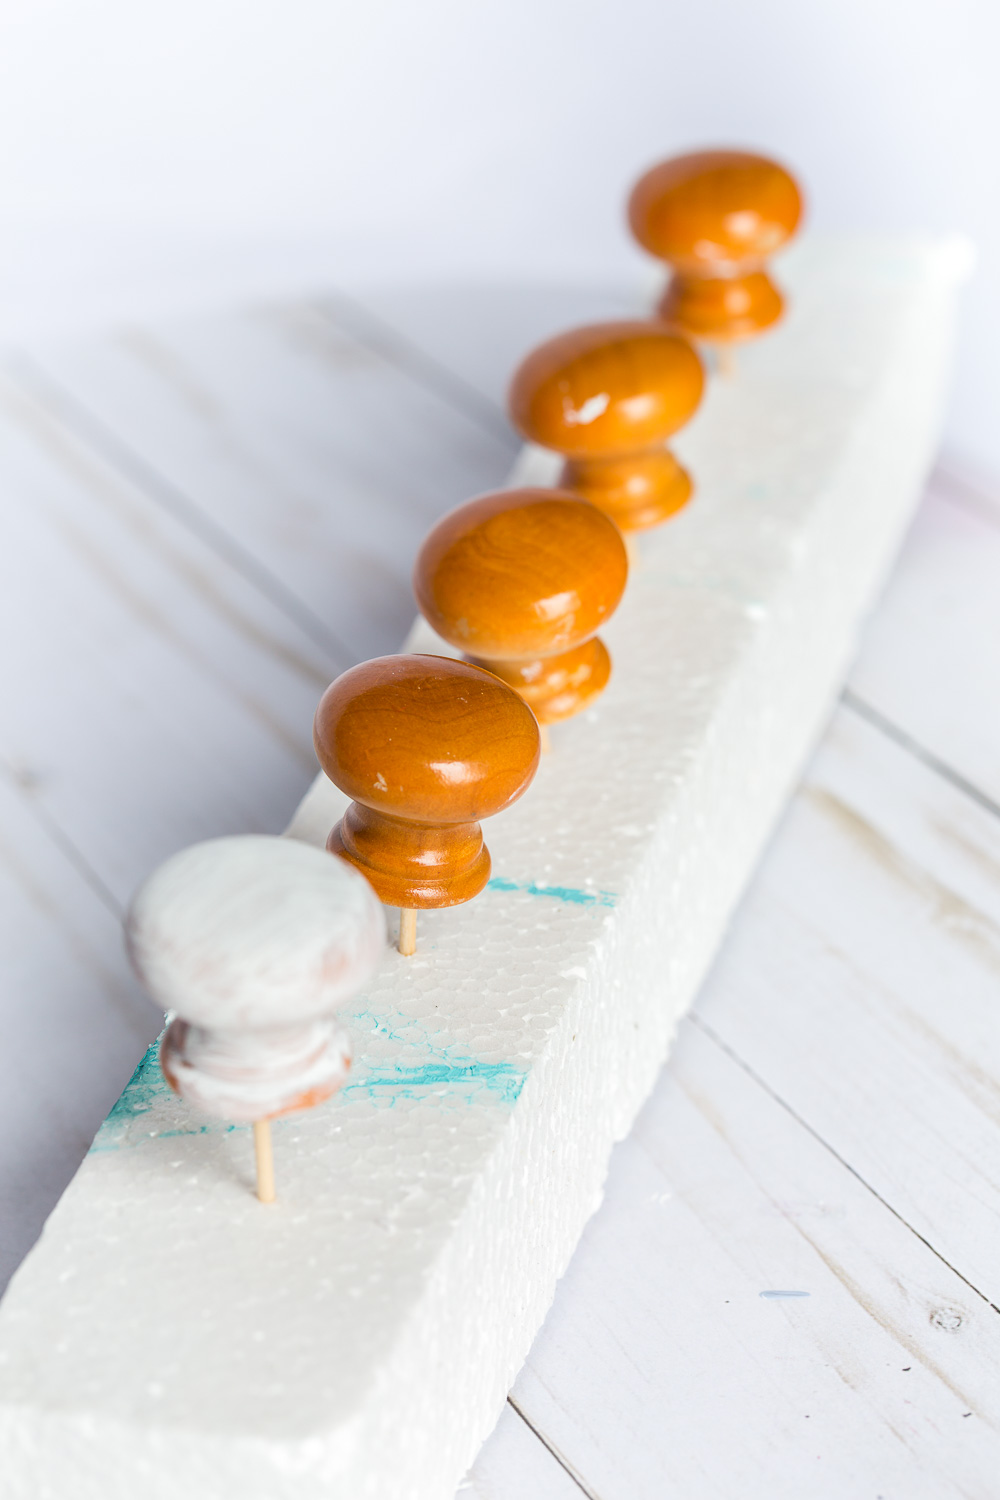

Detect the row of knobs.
xmin=126 ymin=149 xmax=803 ymax=1197
xmin=317 ymin=148 xmax=802 ymax=910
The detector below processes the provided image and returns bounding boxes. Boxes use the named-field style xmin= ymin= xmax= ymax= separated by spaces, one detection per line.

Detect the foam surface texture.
xmin=0 ymin=238 xmax=969 ymax=1498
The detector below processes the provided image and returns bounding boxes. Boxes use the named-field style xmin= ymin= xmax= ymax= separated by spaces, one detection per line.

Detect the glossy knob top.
xmin=414 ymin=488 xmax=628 ymax=661
xmin=126 ymin=835 xmax=385 ymax=1030
xmin=314 ymin=654 xmax=540 ymax=825
xmin=508 ymin=320 xmax=704 ymax=459
xmin=628 ymin=149 xmax=803 ymax=272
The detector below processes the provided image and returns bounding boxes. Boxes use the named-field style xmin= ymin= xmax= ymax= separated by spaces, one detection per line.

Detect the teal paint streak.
xmin=93 ymin=1121 xmax=240 ymax=1151
xmin=342 ymin=1058 xmax=523 ymax=1108
xmin=90 ymin=1006 xmax=528 ymax=1150
xmin=343 ymin=1008 xmax=527 ymax=1109
xmin=91 ymin=1041 xmax=242 ymax=1152
xmin=488 ymin=875 xmax=616 ymax=908
xmin=104 ymin=1041 xmax=164 ymax=1125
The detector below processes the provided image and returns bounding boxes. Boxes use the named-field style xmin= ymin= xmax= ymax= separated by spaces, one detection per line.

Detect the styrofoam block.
xmin=0 ymin=238 xmax=970 ymax=1499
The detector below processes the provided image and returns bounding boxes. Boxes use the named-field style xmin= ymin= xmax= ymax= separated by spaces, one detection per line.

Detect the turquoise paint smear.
xmin=343 ymin=1007 xmax=526 ymax=1109
xmin=342 ymin=1058 xmax=523 ymax=1107
xmin=91 ymin=1006 xmax=528 ymax=1150
xmin=92 ymin=1042 xmax=242 ymax=1152
xmin=488 ymin=875 xmax=616 ymax=908
xmin=103 ymin=1041 xmax=165 ymax=1127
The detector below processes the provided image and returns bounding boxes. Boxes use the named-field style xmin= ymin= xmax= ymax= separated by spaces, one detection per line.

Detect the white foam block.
xmin=0 ymin=238 xmax=970 ymax=1499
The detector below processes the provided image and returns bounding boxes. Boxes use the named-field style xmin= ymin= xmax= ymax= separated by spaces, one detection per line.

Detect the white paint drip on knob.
xmin=161 ymin=1015 xmax=352 ymax=1123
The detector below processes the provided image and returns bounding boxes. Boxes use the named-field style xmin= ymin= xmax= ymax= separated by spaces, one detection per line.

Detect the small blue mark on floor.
xmin=488 ymin=876 xmax=616 ymax=908
xmin=759 ymin=1290 xmax=811 ymax=1299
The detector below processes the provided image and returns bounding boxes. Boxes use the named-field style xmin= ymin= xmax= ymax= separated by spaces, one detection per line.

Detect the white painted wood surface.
xmin=0 ymin=250 xmax=996 ymax=1496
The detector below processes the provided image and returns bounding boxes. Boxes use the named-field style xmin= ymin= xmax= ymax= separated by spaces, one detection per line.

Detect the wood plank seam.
xmin=311 ymin=292 xmax=518 ymax=447
xmin=504 ymin=1398 xmax=599 ymax=1500
xmin=1 ymin=352 xmax=355 ymax=671
xmin=0 ymin=371 xmax=337 ymax=708
xmin=0 ymin=246 xmax=977 ymax=1500
xmin=934 ymin=458 xmax=1000 ymax=531
xmin=688 ymin=1012 xmax=1000 ymax=1319
xmin=841 ymin=689 xmax=1000 ymax=826
xmin=0 ymin=758 xmax=123 ymax=919
xmin=311 ymin=285 xmax=636 ymax=440
xmin=11 ymin=286 xmax=992 ymax=1244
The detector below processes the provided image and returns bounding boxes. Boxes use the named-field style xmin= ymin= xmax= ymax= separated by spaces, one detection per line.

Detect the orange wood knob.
xmin=628 ymin=149 xmax=803 ymax=346
xmin=414 ymin=487 xmax=628 ymax=725
xmin=507 ymin=321 xmax=704 ymax=534
xmin=313 ymin=654 xmax=540 ymax=909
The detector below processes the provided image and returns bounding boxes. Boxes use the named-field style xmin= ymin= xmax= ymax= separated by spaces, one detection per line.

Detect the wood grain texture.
xmin=628 ymin=149 xmax=803 ymax=344
xmin=847 ymin=466 xmax=1000 ymax=808
xmin=0 ymin=373 xmax=333 ymax=905
xmin=512 ymin=1016 xmax=1000 ymax=1500
xmin=414 ymin=487 xmax=628 ymax=723
xmin=508 ymin=321 xmax=704 ymax=533
xmin=320 ymin=284 xmax=647 ymax=412
xmin=315 ymin=654 xmax=540 ymax=907
xmin=698 ymin=702 xmax=1000 ymax=1307
xmin=499 ymin=502 xmax=1000 ymax=1493
xmin=0 ymin=273 xmax=993 ymax=1499
xmin=0 ymin=292 xmax=516 ymax=1310
xmin=0 ymin=771 xmax=158 ymax=1291
xmin=461 ymin=1403 xmax=586 ymax=1500
xmin=12 ymin=302 xmax=517 ymax=663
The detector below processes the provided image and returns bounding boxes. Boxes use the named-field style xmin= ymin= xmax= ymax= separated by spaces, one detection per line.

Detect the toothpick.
xmin=717 ymin=342 xmax=736 ymax=378
xmin=398 ymin=907 xmax=417 ymax=956
xmin=253 ymin=1119 xmax=276 ymax=1204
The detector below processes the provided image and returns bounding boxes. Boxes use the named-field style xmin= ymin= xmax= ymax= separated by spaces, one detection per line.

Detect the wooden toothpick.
xmin=717 ymin=342 xmax=736 ymax=378
xmin=398 ymin=907 xmax=417 ymax=956
xmin=538 ymin=723 xmax=552 ymax=754
xmin=253 ymin=1119 xmax=276 ymax=1204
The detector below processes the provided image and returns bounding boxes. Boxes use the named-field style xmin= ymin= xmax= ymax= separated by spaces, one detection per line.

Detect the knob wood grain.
xmin=314 ymin=654 xmax=540 ymax=913
xmin=508 ymin=321 xmax=704 ymax=534
xmin=414 ymin=488 xmax=628 ymax=724
xmin=628 ymin=149 xmax=803 ymax=348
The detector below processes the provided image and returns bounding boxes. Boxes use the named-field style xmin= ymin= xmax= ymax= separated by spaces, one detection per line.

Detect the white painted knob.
xmin=126 ymin=835 xmax=386 ymax=1122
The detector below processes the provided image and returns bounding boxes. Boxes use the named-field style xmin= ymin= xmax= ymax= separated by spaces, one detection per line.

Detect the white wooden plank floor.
xmin=1 ymin=278 xmax=998 ymax=1498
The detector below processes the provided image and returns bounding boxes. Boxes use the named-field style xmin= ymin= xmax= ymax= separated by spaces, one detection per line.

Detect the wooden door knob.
xmin=508 ymin=321 xmax=704 ymax=533
xmin=414 ymin=487 xmax=628 ymax=725
xmin=314 ymin=654 xmax=540 ymax=912
xmin=126 ymin=835 xmax=386 ymax=1199
xmin=628 ymin=149 xmax=803 ymax=349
